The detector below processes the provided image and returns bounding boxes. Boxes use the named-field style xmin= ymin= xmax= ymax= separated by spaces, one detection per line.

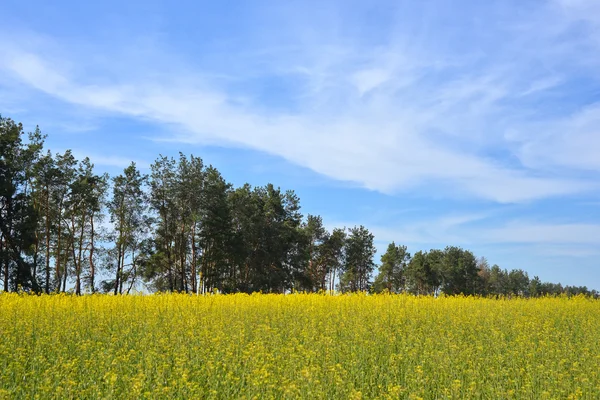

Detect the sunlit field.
xmin=1 ymin=293 xmax=599 ymax=399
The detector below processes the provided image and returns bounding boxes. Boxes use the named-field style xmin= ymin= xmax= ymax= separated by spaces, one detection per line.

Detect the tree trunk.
xmin=62 ymin=237 xmax=69 ymax=293
xmin=178 ymin=224 xmax=184 ymax=292
xmin=119 ymin=249 xmax=125 ymax=294
xmin=126 ymin=248 xmax=136 ymax=294
xmin=6 ymin=199 xmax=13 ymax=291
xmin=55 ymin=222 xmax=63 ymax=292
xmin=191 ymin=221 xmax=197 ymax=294
xmin=76 ymin=214 xmax=85 ymax=295
xmin=70 ymin=222 xmax=78 ymax=294
xmin=30 ymin=183 xmax=39 ymax=284
xmin=0 ymin=220 xmax=41 ymax=293
xmin=32 ymin=230 xmax=39 ymax=281
xmin=201 ymin=242 xmax=210 ymax=294
xmin=44 ymin=190 xmax=51 ymax=294
xmin=181 ymin=223 xmax=187 ymax=293
xmin=115 ymin=238 xmax=122 ymax=295
xmin=167 ymin=241 xmax=174 ymax=292
xmin=89 ymin=213 xmax=95 ymax=293
xmin=1 ymin=236 xmax=7 ymax=292
xmin=330 ymin=268 xmax=336 ymax=293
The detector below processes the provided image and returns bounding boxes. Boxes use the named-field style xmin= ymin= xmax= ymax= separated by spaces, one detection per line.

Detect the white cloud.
xmin=481 ymin=222 xmax=600 ymax=245
xmin=0 ymin=0 xmax=599 ymax=204
xmin=515 ymin=103 xmax=600 ymax=171
xmin=328 ymin=212 xmax=491 ymax=248
xmin=71 ymin=151 xmax=150 ymax=170
xmin=351 ymin=68 xmax=392 ymax=95
xmin=518 ymin=77 xmax=563 ymax=97
xmin=554 ymin=0 xmax=600 ymax=23
xmin=332 ymin=214 xmax=600 ymax=259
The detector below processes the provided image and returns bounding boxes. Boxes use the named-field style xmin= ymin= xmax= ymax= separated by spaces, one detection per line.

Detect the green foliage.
xmin=438 ymin=246 xmax=479 ymax=295
xmin=404 ymin=250 xmax=441 ymax=295
xmin=107 ymin=163 xmax=149 ymax=294
xmin=339 ymin=225 xmax=376 ymax=292
xmin=0 ymin=114 xmax=596 ymax=297
xmin=372 ymin=242 xmax=410 ymax=293
xmin=0 ymin=116 xmax=43 ymax=292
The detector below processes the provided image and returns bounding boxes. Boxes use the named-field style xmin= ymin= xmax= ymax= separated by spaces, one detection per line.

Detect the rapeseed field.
xmin=1 ymin=293 xmax=599 ymax=399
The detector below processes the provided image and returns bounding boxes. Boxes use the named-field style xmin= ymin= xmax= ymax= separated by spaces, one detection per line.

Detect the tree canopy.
xmin=0 ymin=115 xmax=596 ymax=297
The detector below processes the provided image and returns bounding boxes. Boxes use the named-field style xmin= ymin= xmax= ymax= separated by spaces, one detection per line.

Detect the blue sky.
xmin=1 ymin=0 xmax=600 ymax=288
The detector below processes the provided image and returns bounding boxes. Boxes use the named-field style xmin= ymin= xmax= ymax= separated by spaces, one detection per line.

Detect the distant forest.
xmin=1 ymin=115 xmax=597 ymax=297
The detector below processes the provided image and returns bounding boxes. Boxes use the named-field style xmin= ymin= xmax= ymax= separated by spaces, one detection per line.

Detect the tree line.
xmin=1 ymin=115 xmax=597 ymax=297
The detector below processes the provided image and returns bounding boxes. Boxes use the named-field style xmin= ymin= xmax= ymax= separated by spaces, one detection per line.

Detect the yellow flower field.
xmin=1 ymin=293 xmax=599 ymax=399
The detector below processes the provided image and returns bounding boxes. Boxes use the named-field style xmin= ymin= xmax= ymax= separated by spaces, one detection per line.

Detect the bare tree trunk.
xmin=330 ymin=268 xmax=336 ymax=293
xmin=119 ymin=249 xmax=126 ymax=294
xmin=126 ymin=248 xmax=136 ymax=294
xmin=115 ymin=237 xmax=122 ymax=295
xmin=30 ymin=184 xmax=39 ymax=284
xmin=76 ymin=214 xmax=85 ymax=295
xmin=126 ymin=264 xmax=136 ymax=294
xmin=1 ymin=236 xmax=7 ymax=292
xmin=191 ymin=221 xmax=197 ymax=294
xmin=167 ymin=241 xmax=174 ymax=292
xmin=89 ymin=213 xmax=95 ymax=293
xmin=201 ymin=243 xmax=210 ymax=294
xmin=183 ymin=258 xmax=189 ymax=293
xmin=6 ymin=201 xmax=13 ymax=291
xmin=70 ymin=223 xmax=78 ymax=294
xmin=55 ymin=222 xmax=63 ymax=292
xmin=32 ymin=230 xmax=39 ymax=281
xmin=62 ymin=258 xmax=68 ymax=292
xmin=63 ymin=226 xmax=72 ymax=293
xmin=44 ymin=191 xmax=51 ymax=293
xmin=179 ymin=224 xmax=185 ymax=292
xmin=182 ymin=254 xmax=187 ymax=292
xmin=31 ymin=189 xmax=39 ymax=282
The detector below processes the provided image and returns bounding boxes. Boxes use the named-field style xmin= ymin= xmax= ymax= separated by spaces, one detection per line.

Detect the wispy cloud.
xmin=328 ymin=212 xmax=492 ymax=247
xmin=481 ymin=222 xmax=600 ymax=245
xmin=2 ymin=0 xmax=600 ymax=288
xmin=333 ymin=213 xmax=600 ymax=259
xmin=65 ymin=150 xmax=151 ymax=170
xmin=514 ymin=103 xmax=600 ymax=172
xmin=0 ymin=0 xmax=599 ymax=205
